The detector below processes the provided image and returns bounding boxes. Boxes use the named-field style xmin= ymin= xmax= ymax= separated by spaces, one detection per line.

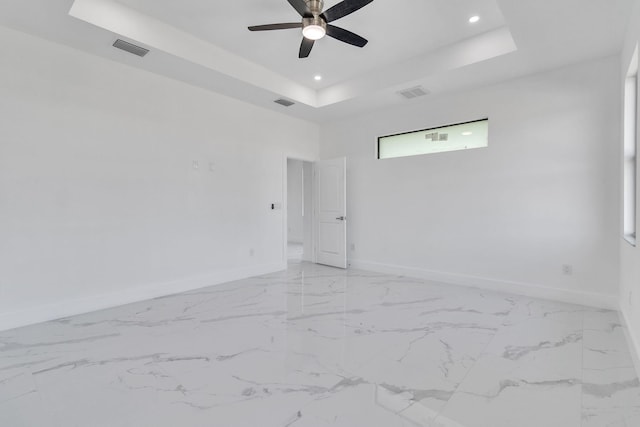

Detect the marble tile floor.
xmin=1 ymin=262 xmax=640 ymax=427
xmin=288 ymin=242 xmax=304 ymax=261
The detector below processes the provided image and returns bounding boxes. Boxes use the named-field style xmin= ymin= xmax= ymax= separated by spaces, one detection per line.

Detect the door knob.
xmin=336 ymin=216 xmax=346 ymax=221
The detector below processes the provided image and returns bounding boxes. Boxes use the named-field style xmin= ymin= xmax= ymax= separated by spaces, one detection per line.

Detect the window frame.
xmin=377 ymin=118 xmax=489 ymax=160
xmin=623 ymin=46 xmax=639 ymax=247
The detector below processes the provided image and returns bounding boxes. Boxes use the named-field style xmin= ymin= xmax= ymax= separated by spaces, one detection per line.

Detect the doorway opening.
xmin=286 ymin=158 xmax=313 ymax=264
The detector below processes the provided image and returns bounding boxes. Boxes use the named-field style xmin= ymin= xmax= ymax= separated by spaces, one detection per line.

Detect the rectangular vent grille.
xmin=425 ymin=132 xmax=449 ymax=141
xmin=274 ymin=98 xmax=295 ymax=107
xmin=398 ymin=86 xmax=429 ymax=100
xmin=113 ymin=39 xmax=150 ymax=57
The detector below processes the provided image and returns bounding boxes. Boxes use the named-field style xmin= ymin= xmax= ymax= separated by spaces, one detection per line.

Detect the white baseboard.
xmin=349 ymin=259 xmax=618 ymax=310
xmin=619 ymin=306 xmax=640 ymax=378
xmin=0 ymin=262 xmax=286 ymax=332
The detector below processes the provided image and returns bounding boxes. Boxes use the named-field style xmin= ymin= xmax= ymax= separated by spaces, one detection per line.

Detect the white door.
xmin=315 ymin=157 xmax=347 ymax=269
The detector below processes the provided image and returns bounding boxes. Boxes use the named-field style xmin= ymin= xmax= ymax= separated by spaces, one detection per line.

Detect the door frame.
xmin=283 ymin=155 xmax=317 ymax=265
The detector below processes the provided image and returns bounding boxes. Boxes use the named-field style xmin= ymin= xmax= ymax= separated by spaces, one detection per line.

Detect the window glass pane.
xmin=623 ymin=47 xmax=638 ymax=245
xmin=378 ymin=119 xmax=488 ymax=160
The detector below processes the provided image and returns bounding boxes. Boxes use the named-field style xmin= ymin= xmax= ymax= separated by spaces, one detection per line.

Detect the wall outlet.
xmin=249 ymin=248 xmax=255 ymax=257
xmin=562 ymin=264 xmax=573 ymax=275
xmin=192 ymin=160 xmax=199 ymax=170
xmin=350 ymin=243 xmax=356 ymax=251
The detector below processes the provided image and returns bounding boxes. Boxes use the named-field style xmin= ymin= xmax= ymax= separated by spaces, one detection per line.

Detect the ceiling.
xmin=0 ymin=0 xmax=635 ymax=123
xmin=116 ymin=0 xmax=508 ymax=89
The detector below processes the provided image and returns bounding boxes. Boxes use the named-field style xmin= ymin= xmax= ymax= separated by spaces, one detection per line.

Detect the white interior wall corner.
xmin=0 ymin=26 xmax=318 ymax=331
xmin=619 ymin=0 xmax=640 ymax=373
xmin=324 ymin=56 xmax=621 ymax=309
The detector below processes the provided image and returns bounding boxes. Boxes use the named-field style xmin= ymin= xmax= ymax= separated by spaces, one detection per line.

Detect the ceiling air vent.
xmin=397 ymin=86 xmax=429 ymax=100
xmin=274 ymin=98 xmax=295 ymax=107
xmin=112 ymin=39 xmax=150 ymax=57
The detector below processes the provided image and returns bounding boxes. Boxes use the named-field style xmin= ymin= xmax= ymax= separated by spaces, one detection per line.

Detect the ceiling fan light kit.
xmin=302 ymin=16 xmax=326 ymax=40
xmin=248 ymin=0 xmax=374 ymax=58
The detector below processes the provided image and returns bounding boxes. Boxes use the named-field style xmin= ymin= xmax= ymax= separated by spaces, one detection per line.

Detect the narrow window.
xmin=624 ymin=46 xmax=638 ymax=245
xmin=301 ymin=167 xmax=305 ymax=218
xmin=378 ymin=119 xmax=488 ymax=160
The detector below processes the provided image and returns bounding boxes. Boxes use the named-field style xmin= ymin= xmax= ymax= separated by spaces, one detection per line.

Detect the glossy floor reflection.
xmin=1 ymin=262 xmax=639 ymax=426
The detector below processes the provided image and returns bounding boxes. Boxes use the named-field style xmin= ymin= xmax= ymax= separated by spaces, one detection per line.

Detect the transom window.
xmin=378 ymin=119 xmax=489 ymax=160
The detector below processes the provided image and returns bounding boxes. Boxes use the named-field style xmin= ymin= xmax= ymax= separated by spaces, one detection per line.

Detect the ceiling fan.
xmin=248 ymin=0 xmax=374 ymax=58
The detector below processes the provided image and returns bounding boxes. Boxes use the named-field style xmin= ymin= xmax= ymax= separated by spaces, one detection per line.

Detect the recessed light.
xmin=314 ymin=75 xmax=322 ymax=81
xmin=469 ymin=15 xmax=480 ymax=23
xmin=462 ymin=131 xmax=473 ymax=136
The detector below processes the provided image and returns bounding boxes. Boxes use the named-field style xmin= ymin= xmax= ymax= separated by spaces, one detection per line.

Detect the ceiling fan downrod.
xmin=306 ymin=0 xmax=324 ymax=16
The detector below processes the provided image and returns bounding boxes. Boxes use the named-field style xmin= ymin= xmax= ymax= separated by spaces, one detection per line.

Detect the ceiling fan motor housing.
xmin=302 ymin=0 xmax=326 ymax=40
xmin=303 ymin=16 xmax=327 ymax=31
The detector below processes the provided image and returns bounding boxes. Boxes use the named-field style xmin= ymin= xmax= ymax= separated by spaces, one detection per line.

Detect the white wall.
xmin=0 ymin=26 xmax=319 ymax=330
xmin=287 ymin=159 xmax=304 ymax=243
xmin=321 ymin=56 xmax=621 ymax=308
xmin=620 ymin=0 xmax=640 ymax=367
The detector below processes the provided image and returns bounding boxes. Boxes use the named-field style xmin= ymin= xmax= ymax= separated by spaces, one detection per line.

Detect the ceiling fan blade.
xmin=326 ymin=25 xmax=368 ymax=47
xmin=299 ymin=37 xmax=315 ymax=58
xmin=322 ymin=0 xmax=374 ymax=23
xmin=287 ymin=0 xmax=311 ymax=17
xmin=248 ymin=23 xmax=302 ymax=31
